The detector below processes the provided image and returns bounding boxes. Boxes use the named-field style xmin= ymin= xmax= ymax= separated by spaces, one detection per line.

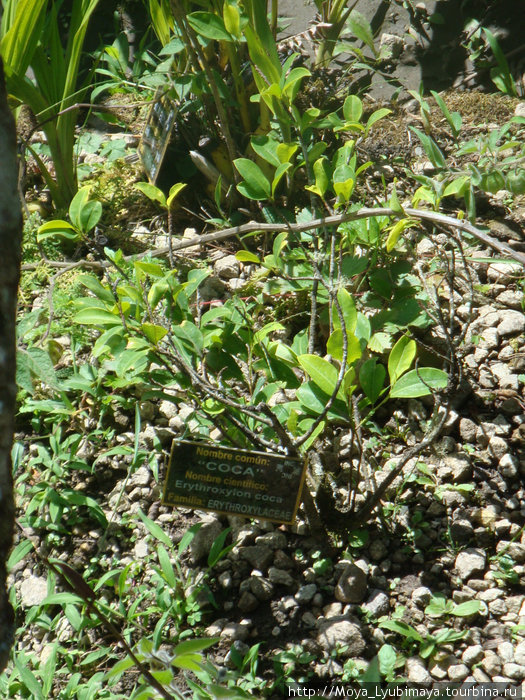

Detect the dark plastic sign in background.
xmin=163 ymin=441 xmax=306 ymax=524
xmin=138 ymin=90 xmax=177 ymax=184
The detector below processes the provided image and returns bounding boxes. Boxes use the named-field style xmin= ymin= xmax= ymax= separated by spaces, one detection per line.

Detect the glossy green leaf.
xmin=234 ymin=158 xmax=271 ymax=199
xmin=343 ymin=95 xmax=363 ymax=123
xmin=388 ymin=335 xmax=416 ymax=384
xmin=235 ymin=250 xmax=260 ymax=263
xmin=298 ymin=354 xmax=340 ymax=397
xmin=385 ymin=218 xmax=416 ymax=252
xmin=37 ymin=220 xmax=79 ymax=242
xmin=74 ymin=308 xmax=122 ymax=326
xmin=272 ymin=161 xmax=292 ymax=197
xmin=166 ymin=182 xmax=187 ymax=209
xmin=134 ymin=181 xmax=167 ymax=208
xmin=326 ymin=329 xmax=362 ymax=364
xmin=223 ymin=1 xmax=241 ymax=38
xmin=390 ymin=367 xmax=448 ymax=398
xmin=359 ymin=358 xmax=386 ymax=403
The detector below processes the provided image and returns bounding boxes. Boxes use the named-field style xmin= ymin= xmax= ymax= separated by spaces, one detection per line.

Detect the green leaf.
xmin=141 ymin=323 xmax=168 ymax=344
xmin=296 ymin=382 xmax=348 ymax=420
xmin=379 ymin=619 xmax=423 ymax=642
xmin=223 ymin=1 xmax=241 ymax=38
xmin=272 ymin=162 xmax=292 ymax=197
xmin=75 ymin=199 xmax=102 ymax=234
xmin=326 ymin=329 xmax=362 ymax=364
xmin=157 ymin=544 xmax=177 ymax=588
xmin=187 ymin=12 xmax=232 ymax=41
xmin=348 ymin=10 xmax=375 ymax=52
xmin=312 ymin=156 xmax=330 ymax=198
xmin=390 ymin=367 xmax=448 ymax=398
xmin=235 ymin=250 xmax=260 ymax=263
xmin=343 ymin=95 xmax=363 ymax=123
xmin=79 ymin=274 xmax=114 ymax=303
xmin=452 ymin=600 xmax=481 ymax=617
xmin=276 ymin=142 xmax=298 ymax=164
xmin=166 ymin=182 xmax=187 ymax=209
xmin=385 ymin=218 xmax=416 ymax=252
xmin=298 ymin=354 xmax=341 ymax=398
xmin=14 ymin=659 xmax=44 ymax=700
xmin=282 ymin=66 xmax=311 ymax=100
xmin=234 ymin=158 xmax=271 ymax=200
xmin=137 ymin=508 xmax=173 ymax=548
xmin=207 ymin=527 xmax=231 ymax=567
xmin=359 ymin=358 xmax=386 ymax=403
xmin=443 ymin=177 xmax=469 ymax=197
xmin=74 ymin=308 xmax=122 ymax=326
xmin=388 ymin=335 xmax=416 ymax=384
xmin=37 ymin=220 xmax=79 ymax=243
xmin=174 ymin=638 xmax=219 ymax=656
xmin=250 ymin=135 xmax=281 ymax=167
xmin=365 ymin=108 xmax=391 ymax=135
xmin=410 ymin=126 xmax=446 ymax=169
xmin=378 ymin=644 xmax=397 ymax=679
xmin=134 ymin=182 xmax=167 ymax=208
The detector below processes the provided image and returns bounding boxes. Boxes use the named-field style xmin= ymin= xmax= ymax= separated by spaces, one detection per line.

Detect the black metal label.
xmin=162 ymin=440 xmax=306 ymax=524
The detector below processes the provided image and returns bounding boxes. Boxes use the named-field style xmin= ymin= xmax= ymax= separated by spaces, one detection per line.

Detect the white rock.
xmin=481 ymin=650 xmax=502 ymax=676
xmin=488 ymin=436 xmax=510 ymax=459
xmin=406 ymin=656 xmax=432 ymax=684
xmin=515 ymin=102 xmax=525 ymax=118
xmin=214 ymin=255 xmax=240 ymax=280
xmin=499 ymin=453 xmax=519 ymax=478
xmin=379 ymin=33 xmax=404 ymax=60
xmin=362 ymin=589 xmax=390 ymax=617
xmin=129 ymin=466 xmax=151 ymax=487
xmin=515 ymin=642 xmax=525 ymax=665
xmin=498 ymin=641 xmax=516 ymax=662
xmin=462 ymin=645 xmax=484 ymax=666
xmin=159 ymin=400 xmax=178 ymax=420
xmin=503 ymin=663 xmax=525 ymax=680
xmin=455 ymin=548 xmax=486 ymax=580
xmin=316 ymin=619 xmax=366 ymax=657
xmin=498 ymin=311 xmax=525 ymax=336
xmin=448 ymin=663 xmax=470 ymax=681
xmin=411 ymin=586 xmax=432 ymax=607
xmin=487 ymin=262 xmax=524 ymax=283
xmin=133 ymin=539 xmax=149 ymax=558
xmin=20 ymin=576 xmax=48 ymax=607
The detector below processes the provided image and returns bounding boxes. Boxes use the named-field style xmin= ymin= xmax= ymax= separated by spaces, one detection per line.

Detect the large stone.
xmin=214 ymin=255 xmax=240 ymax=280
xmin=406 ymin=656 xmax=432 ymax=684
xmin=239 ymin=545 xmax=273 ymax=571
xmin=316 ymin=618 xmax=366 ymax=657
xmin=362 ymin=589 xmax=390 ymax=617
xmin=249 ymin=576 xmax=274 ymax=601
xmin=335 ymin=563 xmax=368 ymax=603
xmin=502 ymin=663 xmax=525 ymax=680
xmin=268 ymin=567 xmax=295 ymax=587
xmin=497 ymin=311 xmax=525 ymax=336
xmin=190 ymin=517 xmax=224 ymax=563
xmin=454 ymin=548 xmax=486 ymax=580
xmin=20 ymin=576 xmax=48 ymax=607
xmin=462 ymin=645 xmax=484 ymax=666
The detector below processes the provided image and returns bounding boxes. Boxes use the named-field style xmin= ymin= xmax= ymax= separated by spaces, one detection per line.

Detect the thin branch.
xmin=22 ymin=206 xmax=525 ymax=273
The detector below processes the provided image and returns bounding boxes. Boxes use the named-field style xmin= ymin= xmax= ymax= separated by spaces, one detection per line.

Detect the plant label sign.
xmin=138 ymin=89 xmax=177 ymax=184
xmin=163 ymin=440 xmax=306 ymax=524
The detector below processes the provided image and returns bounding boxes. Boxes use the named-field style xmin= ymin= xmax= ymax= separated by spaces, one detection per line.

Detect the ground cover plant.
xmin=2 ymin=0 xmax=525 ymax=697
